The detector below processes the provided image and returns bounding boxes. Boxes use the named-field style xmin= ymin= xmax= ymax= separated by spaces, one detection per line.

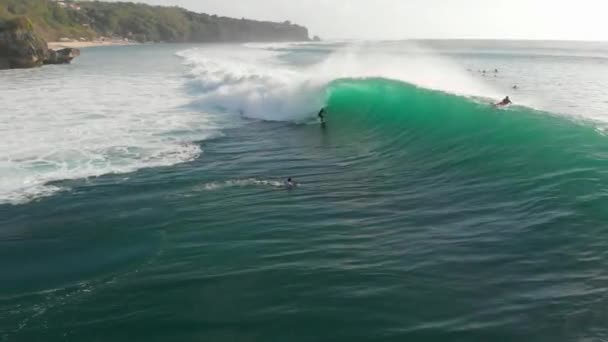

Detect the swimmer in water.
xmin=285 ymin=178 xmax=296 ymax=188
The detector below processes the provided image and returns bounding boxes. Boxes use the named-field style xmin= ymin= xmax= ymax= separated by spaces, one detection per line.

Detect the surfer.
xmin=495 ymin=96 xmax=512 ymax=107
xmin=318 ymin=108 xmax=326 ymax=123
xmin=285 ymin=178 xmax=296 ymax=188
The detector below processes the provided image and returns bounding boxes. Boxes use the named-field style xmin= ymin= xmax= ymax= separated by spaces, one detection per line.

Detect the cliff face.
xmin=0 ymin=17 xmax=81 ymax=70
xmin=0 ymin=17 xmax=48 ymax=69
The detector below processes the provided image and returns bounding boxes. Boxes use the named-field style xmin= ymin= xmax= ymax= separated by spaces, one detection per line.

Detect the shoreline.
xmin=48 ymin=40 xmax=138 ymax=49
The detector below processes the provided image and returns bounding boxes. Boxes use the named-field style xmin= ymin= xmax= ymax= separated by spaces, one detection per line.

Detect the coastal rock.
xmin=0 ymin=17 xmax=49 ymax=70
xmin=45 ymin=48 xmax=81 ymax=65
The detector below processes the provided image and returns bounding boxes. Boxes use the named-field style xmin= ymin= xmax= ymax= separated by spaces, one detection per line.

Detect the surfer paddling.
xmin=285 ymin=178 xmax=296 ymax=189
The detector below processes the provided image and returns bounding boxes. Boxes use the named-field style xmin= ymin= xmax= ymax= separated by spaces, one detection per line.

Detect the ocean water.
xmin=1 ymin=40 xmax=608 ymax=341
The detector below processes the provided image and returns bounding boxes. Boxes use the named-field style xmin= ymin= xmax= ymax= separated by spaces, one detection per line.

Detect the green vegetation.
xmin=0 ymin=17 xmax=34 ymax=30
xmin=0 ymin=0 xmax=309 ymax=42
xmin=0 ymin=0 xmax=97 ymax=40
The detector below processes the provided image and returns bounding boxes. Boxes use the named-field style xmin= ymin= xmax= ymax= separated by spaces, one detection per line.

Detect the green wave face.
xmin=324 ymin=78 xmax=608 ymax=222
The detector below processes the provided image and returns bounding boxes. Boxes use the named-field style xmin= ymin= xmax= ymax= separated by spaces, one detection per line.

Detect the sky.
xmin=109 ymin=0 xmax=608 ymax=41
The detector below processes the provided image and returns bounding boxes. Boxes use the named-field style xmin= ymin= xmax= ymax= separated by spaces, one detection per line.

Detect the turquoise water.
xmin=2 ymin=41 xmax=608 ymax=341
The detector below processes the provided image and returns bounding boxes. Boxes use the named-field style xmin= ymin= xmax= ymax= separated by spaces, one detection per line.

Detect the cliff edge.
xmin=0 ymin=17 xmax=81 ymax=70
xmin=0 ymin=17 xmax=48 ymax=69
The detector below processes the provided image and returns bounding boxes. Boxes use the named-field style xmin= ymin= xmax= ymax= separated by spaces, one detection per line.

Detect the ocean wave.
xmin=176 ymin=42 xmax=504 ymax=123
xmin=321 ymin=78 xmax=608 ymax=193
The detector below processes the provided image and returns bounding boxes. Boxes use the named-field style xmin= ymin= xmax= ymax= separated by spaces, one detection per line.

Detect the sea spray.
xmin=178 ymin=41 xmax=504 ymax=123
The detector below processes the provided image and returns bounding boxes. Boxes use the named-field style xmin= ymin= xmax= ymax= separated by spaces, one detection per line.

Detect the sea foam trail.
xmin=195 ymin=178 xmax=288 ymax=191
xmin=178 ymin=41 xmax=503 ymax=122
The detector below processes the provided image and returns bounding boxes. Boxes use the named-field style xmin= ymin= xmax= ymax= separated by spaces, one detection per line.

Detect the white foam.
xmin=178 ymin=46 xmax=326 ymax=122
xmin=196 ymin=178 xmax=286 ymax=191
xmin=0 ymin=67 xmax=219 ymax=205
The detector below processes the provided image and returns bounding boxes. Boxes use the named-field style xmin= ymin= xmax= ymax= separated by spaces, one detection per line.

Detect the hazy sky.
xmin=113 ymin=0 xmax=608 ymax=40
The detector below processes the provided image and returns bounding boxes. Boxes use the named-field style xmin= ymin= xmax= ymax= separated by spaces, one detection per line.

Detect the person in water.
xmin=496 ymin=96 xmax=512 ymax=106
xmin=318 ymin=108 xmax=326 ymax=123
xmin=286 ymin=178 xmax=296 ymax=188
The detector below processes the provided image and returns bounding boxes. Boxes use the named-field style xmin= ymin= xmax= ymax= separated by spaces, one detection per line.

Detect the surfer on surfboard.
xmin=495 ymin=96 xmax=512 ymax=107
xmin=318 ymin=108 xmax=326 ymax=123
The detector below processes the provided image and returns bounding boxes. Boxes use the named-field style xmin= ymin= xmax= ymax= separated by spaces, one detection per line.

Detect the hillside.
xmin=0 ymin=0 xmax=310 ymax=42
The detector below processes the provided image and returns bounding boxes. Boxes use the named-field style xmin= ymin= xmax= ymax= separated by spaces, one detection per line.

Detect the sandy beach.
xmin=48 ymin=40 xmax=137 ymax=49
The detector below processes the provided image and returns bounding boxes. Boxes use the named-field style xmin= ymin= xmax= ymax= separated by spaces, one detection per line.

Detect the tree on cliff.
xmin=0 ymin=0 xmax=310 ymax=43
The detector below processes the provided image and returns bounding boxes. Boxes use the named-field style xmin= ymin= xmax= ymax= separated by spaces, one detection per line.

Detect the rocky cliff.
xmin=0 ymin=17 xmax=80 ymax=70
xmin=0 ymin=17 xmax=48 ymax=69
